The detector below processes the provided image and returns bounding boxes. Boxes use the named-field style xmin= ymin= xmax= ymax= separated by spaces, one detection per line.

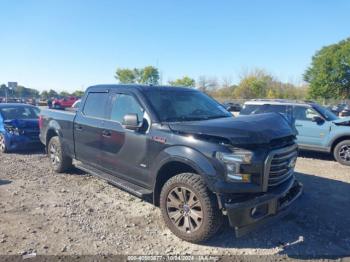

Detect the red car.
xmin=52 ymin=96 xmax=78 ymax=109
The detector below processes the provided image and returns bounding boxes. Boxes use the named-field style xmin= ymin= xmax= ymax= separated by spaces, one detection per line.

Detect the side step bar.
xmin=75 ymin=161 xmax=153 ymax=199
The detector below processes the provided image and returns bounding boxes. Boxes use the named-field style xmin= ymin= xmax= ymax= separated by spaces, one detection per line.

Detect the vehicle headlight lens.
xmin=5 ymin=126 xmax=20 ymax=135
xmin=215 ymin=150 xmax=253 ymax=182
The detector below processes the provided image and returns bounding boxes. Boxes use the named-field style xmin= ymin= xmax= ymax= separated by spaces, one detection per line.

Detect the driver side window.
xmin=293 ymin=106 xmax=319 ymax=121
xmin=109 ymin=94 xmax=144 ymax=123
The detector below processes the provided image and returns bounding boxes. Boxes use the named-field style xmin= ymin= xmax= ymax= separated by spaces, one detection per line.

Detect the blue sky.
xmin=0 ymin=0 xmax=349 ymax=92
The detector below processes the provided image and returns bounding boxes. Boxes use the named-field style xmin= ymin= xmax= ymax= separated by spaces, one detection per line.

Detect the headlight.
xmin=5 ymin=126 xmax=21 ymax=135
xmin=216 ymin=150 xmax=253 ymax=182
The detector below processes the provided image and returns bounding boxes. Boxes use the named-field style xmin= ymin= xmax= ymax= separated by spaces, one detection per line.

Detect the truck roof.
xmin=87 ymin=84 xmax=196 ymax=93
xmin=244 ymin=99 xmax=316 ymax=107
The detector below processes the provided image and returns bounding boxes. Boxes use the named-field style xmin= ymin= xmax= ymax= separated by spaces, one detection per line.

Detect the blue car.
xmin=0 ymin=104 xmax=41 ymax=153
xmin=241 ymin=99 xmax=350 ymax=166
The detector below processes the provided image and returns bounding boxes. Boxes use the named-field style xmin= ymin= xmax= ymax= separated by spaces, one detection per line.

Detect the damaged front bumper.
xmin=4 ymin=132 xmax=41 ymax=151
xmin=222 ymin=177 xmax=303 ymax=237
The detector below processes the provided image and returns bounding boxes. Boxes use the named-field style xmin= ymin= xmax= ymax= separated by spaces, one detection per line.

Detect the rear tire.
xmin=0 ymin=134 xmax=8 ymax=153
xmin=160 ymin=173 xmax=223 ymax=243
xmin=334 ymin=140 xmax=350 ymax=166
xmin=48 ymin=136 xmax=72 ymax=173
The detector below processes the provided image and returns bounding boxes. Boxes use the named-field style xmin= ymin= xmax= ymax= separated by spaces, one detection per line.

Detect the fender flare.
xmin=328 ymin=133 xmax=350 ymax=150
xmin=151 ymin=145 xmax=218 ymax=190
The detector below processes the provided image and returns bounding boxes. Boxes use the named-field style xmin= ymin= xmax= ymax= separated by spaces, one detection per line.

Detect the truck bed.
xmin=39 ymin=108 xmax=76 ymax=158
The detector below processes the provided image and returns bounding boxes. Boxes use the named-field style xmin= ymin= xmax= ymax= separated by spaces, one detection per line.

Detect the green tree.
xmin=115 ymin=68 xmax=136 ymax=83
xmin=41 ymin=90 xmax=49 ymax=99
xmin=169 ymin=76 xmax=195 ymax=87
xmin=304 ymin=38 xmax=350 ymax=99
xmin=59 ymin=91 xmax=71 ymax=97
xmin=115 ymin=66 xmax=160 ymax=85
xmin=71 ymin=90 xmax=85 ymax=97
xmin=48 ymin=89 xmax=58 ymax=98
xmin=234 ymin=69 xmax=272 ymax=98
xmin=139 ymin=66 xmax=159 ymax=85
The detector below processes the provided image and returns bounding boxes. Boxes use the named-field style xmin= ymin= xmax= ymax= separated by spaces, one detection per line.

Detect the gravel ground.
xmin=0 ymin=149 xmax=349 ymax=259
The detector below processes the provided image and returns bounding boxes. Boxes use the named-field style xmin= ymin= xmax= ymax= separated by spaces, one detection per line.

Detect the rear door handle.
xmin=295 ymin=124 xmax=303 ymax=127
xmin=102 ymin=130 xmax=111 ymax=137
xmin=76 ymin=125 xmax=83 ymax=131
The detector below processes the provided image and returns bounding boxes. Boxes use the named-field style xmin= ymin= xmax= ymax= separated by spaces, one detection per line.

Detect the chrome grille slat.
xmin=271 ymin=151 xmax=298 ymax=162
xmin=264 ymin=143 xmax=298 ymax=189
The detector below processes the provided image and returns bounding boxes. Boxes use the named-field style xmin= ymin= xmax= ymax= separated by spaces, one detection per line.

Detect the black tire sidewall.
xmin=334 ymin=140 xmax=350 ymax=166
xmin=160 ymin=173 xmax=222 ymax=243
xmin=0 ymin=133 xmax=7 ymax=153
xmin=48 ymin=136 xmax=62 ymax=172
xmin=48 ymin=136 xmax=72 ymax=172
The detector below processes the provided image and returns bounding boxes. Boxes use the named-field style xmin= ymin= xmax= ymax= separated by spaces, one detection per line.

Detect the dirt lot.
xmin=0 ymin=149 xmax=349 ymax=259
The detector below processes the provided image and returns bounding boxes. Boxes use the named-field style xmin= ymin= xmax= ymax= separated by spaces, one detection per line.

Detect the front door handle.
xmin=102 ymin=130 xmax=111 ymax=137
xmin=76 ymin=125 xmax=83 ymax=131
xmin=295 ymin=124 xmax=303 ymax=127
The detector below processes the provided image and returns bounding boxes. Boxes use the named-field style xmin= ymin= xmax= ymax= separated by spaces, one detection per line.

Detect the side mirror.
xmin=122 ymin=113 xmax=141 ymax=130
xmin=312 ymin=116 xmax=324 ymax=124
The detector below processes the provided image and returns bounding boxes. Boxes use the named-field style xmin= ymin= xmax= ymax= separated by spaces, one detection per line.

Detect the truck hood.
xmin=4 ymin=119 xmax=39 ymax=129
xmin=332 ymin=117 xmax=350 ymax=126
xmin=168 ymin=113 xmax=296 ymax=145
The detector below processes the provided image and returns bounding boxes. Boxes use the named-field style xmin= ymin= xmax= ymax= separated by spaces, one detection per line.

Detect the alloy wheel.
xmin=166 ymin=186 xmax=203 ymax=233
xmin=0 ymin=135 xmax=5 ymax=152
xmin=339 ymin=144 xmax=350 ymax=163
xmin=49 ymin=143 xmax=60 ymax=167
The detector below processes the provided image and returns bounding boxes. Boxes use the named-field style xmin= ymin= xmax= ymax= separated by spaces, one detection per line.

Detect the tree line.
xmin=114 ymin=37 xmax=350 ymax=101
xmin=0 ymin=84 xmax=39 ymax=98
xmin=1 ymin=37 xmax=349 ymax=101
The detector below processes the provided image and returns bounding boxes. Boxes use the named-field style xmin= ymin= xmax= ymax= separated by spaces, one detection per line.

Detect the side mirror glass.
xmin=122 ymin=113 xmax=142 ymax=130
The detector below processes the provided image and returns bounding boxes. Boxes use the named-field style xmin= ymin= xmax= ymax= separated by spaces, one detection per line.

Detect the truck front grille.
xmin=264 ymin=144 xmax=298 ymax=188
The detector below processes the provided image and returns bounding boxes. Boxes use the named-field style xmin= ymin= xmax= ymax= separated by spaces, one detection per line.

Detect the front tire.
xmin=160 ymin=173 xmax=223 ymax=243
xmin=48 ymin=136 xmax=72 ymax=173
xmin=334 ymin=140 xmax=350 ymax=166
xmin=0 ymin=134 xmax=8 ymax=153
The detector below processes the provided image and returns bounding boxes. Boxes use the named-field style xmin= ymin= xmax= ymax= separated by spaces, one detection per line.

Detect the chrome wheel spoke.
xmin=339 ymin=145 xmax=350 ymax=162
xmin=189 ymin=209 xmax=203 ymax=221
xmin=168 ymin=210 xmax=183 ymax=223
xmin=166 ymin=186 xmax=203 ymax=233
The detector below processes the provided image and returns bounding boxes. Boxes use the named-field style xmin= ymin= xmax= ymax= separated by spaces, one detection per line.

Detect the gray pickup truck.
xmin=39 ymin=85 xmax=303 ymax=243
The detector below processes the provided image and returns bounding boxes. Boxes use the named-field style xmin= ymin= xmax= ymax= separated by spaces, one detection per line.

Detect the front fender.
xmin=327 ymin=131 xmax=350 ymax=148
xmin=151 ymin=145 xmax=218 ymax=189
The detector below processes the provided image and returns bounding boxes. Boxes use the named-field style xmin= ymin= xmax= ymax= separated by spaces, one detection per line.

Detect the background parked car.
xmin=52 ymin=96 xmax=79 ymax=110
xmin=241 ymin=99 xmax=350 ymax=166
xmin=0 ymin=103 xmax=41 ymax=153
xmin=223 ymin=102 xmax=242 ymax=116
xmin=339 ymin=105 xmax=350 ymax=118
xmin=71 ymin=99 xmax=81 ymax=109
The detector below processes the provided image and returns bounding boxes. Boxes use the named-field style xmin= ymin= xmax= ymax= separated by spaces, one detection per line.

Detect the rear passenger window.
xmin=109 ymin=94 xmax=144 ymax=123
xmin=83 ymin=92 xmax=109 ymax=119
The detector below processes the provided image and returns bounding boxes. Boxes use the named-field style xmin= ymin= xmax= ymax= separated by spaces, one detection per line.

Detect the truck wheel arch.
xmin=152 ymin=146 xmax=218 ymax=206
xmin=331 ymin=135 xmax=350 ymax=153
xmin=46 ymin=128 xmax=59 ymax=150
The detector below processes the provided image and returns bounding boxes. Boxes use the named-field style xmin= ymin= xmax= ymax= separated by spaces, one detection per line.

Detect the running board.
xmin=75 ymin=162 xmax=153 ymax=199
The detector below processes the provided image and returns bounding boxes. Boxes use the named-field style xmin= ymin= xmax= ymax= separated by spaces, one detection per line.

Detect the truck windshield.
xmin=0 ymin=106 xmax=39 ymax=120
xmin=313 ymin=104 xmax=338 ymax=121
xmin=144 ymin=89 xmax=232 ymax=122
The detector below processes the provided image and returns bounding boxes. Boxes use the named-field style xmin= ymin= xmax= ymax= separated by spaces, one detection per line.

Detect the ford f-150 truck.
xmin=39 ymin=85 xmax=303 ymax=243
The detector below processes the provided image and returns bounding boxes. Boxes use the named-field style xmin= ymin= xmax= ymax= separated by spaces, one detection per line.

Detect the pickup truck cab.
xmin=241 ymin=99 xmax=350 ymax=166
xmin=39 ymin=85 xmax=302 ymax=242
